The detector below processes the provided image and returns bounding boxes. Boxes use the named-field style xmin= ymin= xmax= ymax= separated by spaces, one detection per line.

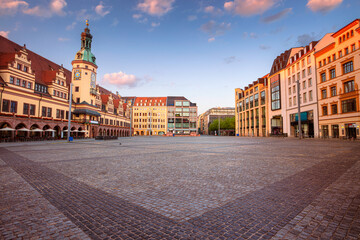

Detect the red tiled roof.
xmin=0 ymin=35 xmax=71 ymax=86
xmin=101 ymin=94 xmax=109 ymax=104
xmin=113 ymin=99 xmax=120 ymax=108
xmin=134 ymin=97 xmax=167 ymax=106
xmin=98 ymin=85 xmax=120 ymax=100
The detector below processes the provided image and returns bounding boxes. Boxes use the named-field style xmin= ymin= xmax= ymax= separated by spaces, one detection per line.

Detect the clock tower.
xmin=71 ymin=20 xmax=98 ymax=105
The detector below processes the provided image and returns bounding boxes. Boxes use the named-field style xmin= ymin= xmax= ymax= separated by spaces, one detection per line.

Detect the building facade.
xmin=268 ymin=48 xmax=302 ymax=136
xmin=167 ymin=97 xmax=197 ymax=135
xmin=132 ymin=97 xmax=167 ymax=136
xmin=315 ymin=19 xmax=360 ymax=139
xmin=198 ymin=107 xmax=235 ymax=135
xmin=284 ymin=42 xmax=319 ymax=138
xmin=235 ymin=77 xmax=268 ymax=137
xmin=0 ymin=22 xmax=131 ymax=140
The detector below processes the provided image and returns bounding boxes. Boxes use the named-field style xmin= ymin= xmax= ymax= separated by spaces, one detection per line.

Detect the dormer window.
xmin=23 ymin=66 xmax=28 ymax=72
xmin=17 ymin=64 xmax=22 ymax=70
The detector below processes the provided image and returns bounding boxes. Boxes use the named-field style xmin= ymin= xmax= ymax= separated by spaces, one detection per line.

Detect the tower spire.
xmin=86 ymin=19 xmax=89 ymax=28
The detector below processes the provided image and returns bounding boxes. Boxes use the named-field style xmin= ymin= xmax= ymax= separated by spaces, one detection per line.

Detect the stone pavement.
xmin=0 ymin=136 xmax=359 ymax=239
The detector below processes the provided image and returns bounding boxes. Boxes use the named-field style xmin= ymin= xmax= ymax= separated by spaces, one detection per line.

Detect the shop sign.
xmin=90 ymin=120 xmax=99 ymax=124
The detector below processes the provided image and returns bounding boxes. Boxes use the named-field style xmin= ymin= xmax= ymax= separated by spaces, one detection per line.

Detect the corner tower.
xmin=71 ymin=20 xmax=98 ymax=106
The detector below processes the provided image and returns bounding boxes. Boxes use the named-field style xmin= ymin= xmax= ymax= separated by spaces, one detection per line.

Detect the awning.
xmin=73 ymin=109 xmax=101 ymax=116
xmin=30 ymin=128 xmax=44 ymax=132
xmin=0 ymin=127 xmax=15 ymax=131
xmin=44 ymin=129 xmax=56 ymax=132
xmin=17 ymin=127 xmax=30 ymax=131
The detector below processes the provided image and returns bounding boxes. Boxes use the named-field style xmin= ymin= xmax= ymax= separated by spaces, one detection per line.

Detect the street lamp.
xmin=67 ymin=83 xmax=73 ymax=142
xmin=296 ymin=80 xmax=302 ymax=139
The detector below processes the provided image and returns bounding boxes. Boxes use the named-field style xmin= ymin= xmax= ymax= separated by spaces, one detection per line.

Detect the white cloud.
xmin=23 ymin=0 xmax=67 ymax=17
xmin=201 ymin=20 xmax=231 ymax=38
xmin=208 ymin=37 xmax=215 ymax=42
xmin=137 ymin=0 xmax=175 ymax=17
xmin=0 ymin=30 xmax=10 ymax=38
xmin=243 ymin=32 xmax=258 ymax=38
xmin=95 ymin=1 xmax=110 ymax=17
xmin=259 ymin=44 xmax=270 ymax=50
xmin=58 ymin=37 xmax=69 ymax=42
xmin=0 ymin=0 xmax=28 ymax=15
xmin=151 ymin=22 xmax=160 ymax=27
xmin=66 ymin=21 xmax=76 ymax=30
xmin=307 ymin=0 xmax=342 ymax=13
xmin=102 ymin=71 xmax=142 ymax=88
xmin=204 ymin=5 xmax=223 ymax=16
xmin=224 ymin=0 xmax=277 ymax=16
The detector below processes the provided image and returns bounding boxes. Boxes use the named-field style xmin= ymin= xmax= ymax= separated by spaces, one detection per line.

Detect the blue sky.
xmin=0 ymin=0 xmax=359 ymax=113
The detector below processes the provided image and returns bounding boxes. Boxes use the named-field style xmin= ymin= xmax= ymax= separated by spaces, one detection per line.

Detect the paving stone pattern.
xmin=0 ymin=137 xmax=359 ymax=239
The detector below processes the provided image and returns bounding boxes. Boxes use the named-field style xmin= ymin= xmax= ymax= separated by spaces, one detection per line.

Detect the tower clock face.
xmin=74 ymin=70 xmax=81 ymax=80
xmin=91 ymin=72 xmax=96 ymax=88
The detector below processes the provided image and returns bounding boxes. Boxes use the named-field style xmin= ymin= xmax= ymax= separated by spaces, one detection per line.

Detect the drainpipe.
xmin=0 ymin=85 xmax=5 ymax=112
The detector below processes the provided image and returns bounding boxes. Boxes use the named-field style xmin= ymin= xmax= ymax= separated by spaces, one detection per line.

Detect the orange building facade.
xmin=315 ymin=19 xmax=360 ymax=139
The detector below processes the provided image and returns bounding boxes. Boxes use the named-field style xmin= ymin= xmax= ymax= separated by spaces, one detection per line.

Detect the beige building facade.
xmin=235 ymin=77 xmax=268 ymax=137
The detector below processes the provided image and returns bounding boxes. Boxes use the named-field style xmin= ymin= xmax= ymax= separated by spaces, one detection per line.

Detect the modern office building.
xmin=198 ymin=107 xmax=235 ymax=135
xmin=0 ymin=22 xmax=131 ymax=140
xmin=235 ymin=76 xmax=269 ymax=137
xmin=167 ymin=96 xmax=197 ymax=135
xmin=284 ymin=42 xmax=319 ymax=138
xmin=315 ymin=19 xmax=360 ymax=139
xmin=268 ymin=47 xmax=302 ymax=136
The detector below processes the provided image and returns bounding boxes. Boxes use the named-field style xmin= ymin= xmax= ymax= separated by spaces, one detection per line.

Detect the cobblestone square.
xmin=1 ymin=137 xmax=359 ymax=239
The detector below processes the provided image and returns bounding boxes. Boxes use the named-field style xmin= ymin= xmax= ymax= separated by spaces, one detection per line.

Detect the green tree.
xmin=208 ymin=117 xmax=235 ymax=132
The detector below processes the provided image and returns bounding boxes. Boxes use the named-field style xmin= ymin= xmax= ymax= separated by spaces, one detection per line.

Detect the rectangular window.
xmin=22 ymin=80 xmax=26 ymax=87
xmin=61 ymin=110 xmax=65 ymax=119
xmin=303 ymin=92 xmax=307 ymax=103
xmin=328 ymin=56 xmax=331 ymax=63
xmin=308 ymin=78 xmax=312 ymax=87
xmin=30 ymin=105 xmax=35 ymax=115
xmin=10 ymin=76 xmax=14 ymax=84
xmin=297 ymin=72 xmax=300 ymax=81
xmin=16 ymin=78 xmax=20 ymax=85
xmin=307 ymin=56 xmax=311 ymax=64
xmin=344 ymin=80 xmax=355 ymax=93
xmin=288 ymin=77 xmax=291 ymax=85
xmin=293 ymin=96 xmax=296 ymax=106
xmin=42 ymin=107 xmax=47 ymax=117
xmin=339 ymin=50 xmax=342 ymax=58
xmin=322 ymin=106 xmax=328 ymax=116
xmin=76 ymin=98 xmax=80 ymax=103
xmin=75 ymin=86 xmax=79 ymax=92
xmin=2 ymin=99 xmax=9 ymax=112
xmin=47 ymin=108 xmax=52 ymax=117
xmin=321 ymin=73 xmax=326 ymax=82
xmin=289 ymin=87 xmax=291 ymax=95
xmin=345 ymin=47 xmax=349 ymax=55
xmin=254 ymin=93 xmax=259 ymax=107
xmin=331 ymin=86 xmax=337 ymax=97
xmin=322 ymin=89 xmax=327 ymax=99
xmin=56 ymin=109 xmax=60 ymax=118
xmin=343 ymin=61 xmax=353 ymax=74
xmin=17 ymin=63 xmax=21 ymax=70
xmin=331 ymin=104 xmax=338 ymax=114
xmin=309 ymin=90 xmax=313 ymax=101
xmin=351 ymin=44 xmax=356 ymax=52
xmin=260 ymin=91 xmax=265 ymax=105
xmin=308 ymin=67 xmax=311 ymax=75
xmin=271 ymin=85 xmax=280 ymax=110
xmin=23 ymin=66 xmax=28 ymax=72
xmin=342 ymin=98 xmax=356 ymax=113
xmin=27 ymin=82 xmax=31 ymax=89
xmin=10 ymin=101 xmax=17 ymax=113
xmin=23 ymin=103 xmax=29 ymax=115
xmin=249 ymin=95 xmax=253 ymax=108
xmin=302 ymin=69 xmax=305 ymax=78
xmin=289 ymin=98 xmax=292 ymax=107
xmin=332 ymin=54 xmax=336 ymax=61
xmin=330 ymin=68 xmax=336 ymax=79
xmin=302 ymin=81 xmax=306 ymax=89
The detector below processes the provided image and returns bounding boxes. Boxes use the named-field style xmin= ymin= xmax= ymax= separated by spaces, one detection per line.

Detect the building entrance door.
xmin=345 ymin=124 xmax=357 ymax=139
